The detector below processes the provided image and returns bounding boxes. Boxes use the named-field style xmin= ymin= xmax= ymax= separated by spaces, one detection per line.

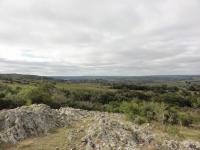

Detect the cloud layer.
xmin=0 ymin=0 xmax=200 ymax=75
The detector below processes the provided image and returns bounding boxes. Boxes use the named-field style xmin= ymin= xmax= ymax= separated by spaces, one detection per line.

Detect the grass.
xmin=6 ymin=116 xmax=94 ymax=150
xmin=180 ymin=127 xmax=200 ymax=141
xmin=6 ymin=128 xmax=68 ymax=150
xmin=153 ymin=123 xmax=200 ymax=141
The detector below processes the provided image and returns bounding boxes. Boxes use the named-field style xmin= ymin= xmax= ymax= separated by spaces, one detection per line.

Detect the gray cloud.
xmin=0 ymin=0 xmax=200 ymax=75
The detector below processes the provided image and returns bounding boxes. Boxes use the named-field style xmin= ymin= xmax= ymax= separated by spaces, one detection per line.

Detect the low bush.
xmin=180 ymin=114 xmax=193 ymax=127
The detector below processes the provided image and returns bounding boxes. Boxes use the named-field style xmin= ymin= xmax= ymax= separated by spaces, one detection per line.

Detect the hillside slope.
xmin=0 ymin=105 xmax=200 ymax=150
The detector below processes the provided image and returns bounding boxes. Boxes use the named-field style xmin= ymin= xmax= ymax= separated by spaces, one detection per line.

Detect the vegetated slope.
xmin=1 ymin=76 xmax=200 ymax=130
xmin=0 ymin=105 xmax=200 ymax=150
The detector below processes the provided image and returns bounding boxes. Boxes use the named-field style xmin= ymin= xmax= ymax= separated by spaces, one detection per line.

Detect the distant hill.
xmin=1 ymin=74 xmax=200 ymax=83
xmin=51 ymin=75 xmax=200 ymax=83
xmin=0 ymin=74 xmax=50 ymax=83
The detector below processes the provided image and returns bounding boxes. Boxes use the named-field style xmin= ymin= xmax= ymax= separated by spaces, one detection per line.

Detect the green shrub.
xmin=0 ymin=97 xmax=25 ymax=109
xmin=105 ymin=101 xmax=121 ymax=113
xmin=180 ymin=114 xmax=193 ymax=127
xmin=17 ymin=86 xmax=52 ymax=105
xmin=163 ymin=107 xmax=179 ymax=125
xmin=192 ymin=98 xmax=200 ymax=108
xmin=0 ymin=93 xmax=5 ymax=98
xmin=25 ymin=99 xmax=32 ymax=106
xmin=162 ymin=93 xmax=192 ymax=107
xmin=120 ymin=101 xmax=140 ymax=114
xmin=134 ymin=116 xmax=147 ymax=125
xmin=120 ymin=101 xmax=157 ymax=124
xmin=140 ymin=102 xmax=156 ymax=121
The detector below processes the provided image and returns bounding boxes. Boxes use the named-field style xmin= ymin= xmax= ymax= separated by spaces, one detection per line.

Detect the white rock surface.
xmin=0 ymin=104 xmax=199 ymax=150
xmin=0 ymin=104 xmax=66 ymax=144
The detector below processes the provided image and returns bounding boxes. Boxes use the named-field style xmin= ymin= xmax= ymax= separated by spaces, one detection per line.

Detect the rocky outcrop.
xmin=69 ymin=114 xmax=154 ymax=150
xmin=0 ymin=104 xmax=66 ymax=144
xmin=0 ymin=104 xmax=200 ymax=150
xmin=160 ymin=140 xmax=200 ymax=150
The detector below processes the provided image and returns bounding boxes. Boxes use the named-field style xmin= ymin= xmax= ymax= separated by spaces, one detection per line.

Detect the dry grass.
xmin=6 ymin=128 xmax=68 ymax=150
xmin=153 ymin=123 xmax=200 ymax=141
xmin=6 ymin=117 xmax=93 ymax=150
xmin=179 ymin=127 xmax=200 ymax=141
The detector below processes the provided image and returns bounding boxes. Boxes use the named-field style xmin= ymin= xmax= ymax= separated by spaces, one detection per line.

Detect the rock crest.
xmin=0 ymin=104 xmax=199 ymax=150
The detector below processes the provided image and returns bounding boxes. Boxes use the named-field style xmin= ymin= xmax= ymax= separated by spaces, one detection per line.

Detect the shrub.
xmin=180 ymin=114 xmax=193 ymax=126
xmin=140 ymin=102 xmax=156 ymax=121
xmin=119 ymin=101 xmax=140 ymax=121
xmin=17 ymin=86 xmax=52 ymax=105
xmin=162 ymin=94 xmax=192 ymax=107
xmin=25 ymin=99 xmax=32 ymax=106
xmin=0 ymin=97 xmax=25 ymax=109
xmin=98 ymin=92 xmax=116 ymax=104
xmin=134 ymin=116 xmax=147 ymax=125
xmin=0 ymin=93 xmax=5 ymax=98
xmin=163 ymin=107 xmax=179 ymax=125
xmin=120 ymin=101 xmax=156 ymax=124
xmin=120 ymin=101 xmax=139 ymax=114
xmin=105 ymin=101 xmax=121 ymax=113
xmin=192 ymin=98 xmax=200 ymax=108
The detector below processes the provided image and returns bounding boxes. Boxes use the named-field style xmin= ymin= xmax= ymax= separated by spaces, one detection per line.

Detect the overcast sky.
xmin=0 ymin=0 xmax=200 ymax=76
